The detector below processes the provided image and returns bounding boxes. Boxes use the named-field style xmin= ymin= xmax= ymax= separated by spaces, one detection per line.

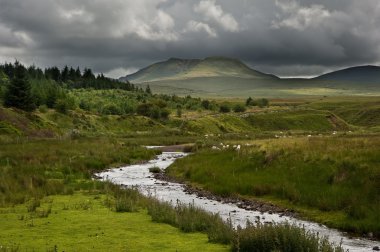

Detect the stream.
xmin=95 ymin=151 xmax=379 ymax=252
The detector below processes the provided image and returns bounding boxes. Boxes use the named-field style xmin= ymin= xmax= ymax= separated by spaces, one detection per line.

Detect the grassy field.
xmin=0 ymin=96 xmax=379 ymax=249
xmin=0 ymin=135 xmax=343 ymax=251
xmin=0 ymin=193 xmax=228 ymax=251
xmin=166 ymin=136 xmax=380 ymax=237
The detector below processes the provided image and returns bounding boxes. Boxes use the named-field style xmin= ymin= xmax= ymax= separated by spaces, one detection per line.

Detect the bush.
xmin=257 ymin=98 xmax=269 ymax=108
xmin=160 ymin=109 xmax=170 ymax=119
xmin=149 ymin=167 xmax=161 ymax=173
xmin=219 ymin=104 xmax=231 ymax=113
xmin=54 ymin=96 xmax=76 ymax=114
xmin=201 ymin=100 xmax=210 ymax=110
xmin=103 ymin=103 xmax=121 ymax=115
xmin=233 ymin=104 xmax=246 ymax=113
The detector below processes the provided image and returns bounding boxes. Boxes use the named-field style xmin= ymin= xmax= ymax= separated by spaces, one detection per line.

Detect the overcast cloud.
xmin=0 ymin=0 xmax=379 ymax=78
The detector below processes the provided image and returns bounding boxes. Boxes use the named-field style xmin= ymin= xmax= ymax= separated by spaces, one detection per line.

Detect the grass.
xmin=0 ymin=98 xmax=378 ymax=250
xmin=232 ymin=222 xmax=343 ymax=252
xmin=0 ymin=193 xmax=229 ymax=252
xmin=166 ymin=136 xmax=380 ymax=237
xmin=0 ymin=137 xmax=159 ymax=207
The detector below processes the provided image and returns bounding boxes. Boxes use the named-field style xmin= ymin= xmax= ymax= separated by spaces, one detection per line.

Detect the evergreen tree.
xmin=75 ymin=67 xmax=82 ymax=79
xmin=68 ymin=67 xmax=77 ymax=81
xmin=61 ymin=66 xmax=69 ymax=82
xmin=145 ymin=85 xmax=152 ymax=94
xmin=4 ymin=61 xmax=35 ymax=111
xmin=83 ymin=68 xmax=95 ymax=80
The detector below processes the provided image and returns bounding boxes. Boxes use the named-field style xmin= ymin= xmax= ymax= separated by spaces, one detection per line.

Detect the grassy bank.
xmin=0 ymin=137 xmax=158 ymax=207
xmin=166 ymin=136 xmax=380 ymax=237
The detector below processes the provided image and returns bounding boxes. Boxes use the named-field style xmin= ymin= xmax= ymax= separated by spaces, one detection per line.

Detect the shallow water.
xmin=96 ymin=152 xmax=379 ymax=252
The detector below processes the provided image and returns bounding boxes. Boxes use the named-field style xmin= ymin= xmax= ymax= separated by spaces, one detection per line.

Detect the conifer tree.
xmin=4 ymin=61 xmax=35 ymax=111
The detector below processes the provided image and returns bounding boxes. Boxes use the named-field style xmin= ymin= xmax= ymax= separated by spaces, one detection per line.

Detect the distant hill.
xmin=120 ymin=57 xmax=278 ymax=83
xmin=119 ymin=58 xmax=380 ymax=97
xmin=314 ymin=65 xmax=380 ymax=83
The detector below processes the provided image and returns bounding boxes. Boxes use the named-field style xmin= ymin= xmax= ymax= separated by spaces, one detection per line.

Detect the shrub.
xmin=102 ymin=103 xmax=121 ymax=115
xmin=149 ymin=167 xmax=161 ymax=173
xmin=219 ymin=104 xmax=231 ymax=113
xmin=257 ymin=98 xmax=269 ymax=108
xmin=233 ymin=104 xmax=246 ymax=113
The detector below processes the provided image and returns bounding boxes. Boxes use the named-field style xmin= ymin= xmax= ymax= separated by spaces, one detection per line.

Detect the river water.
xmin=95 ymin=151 xmax=379 ymax=252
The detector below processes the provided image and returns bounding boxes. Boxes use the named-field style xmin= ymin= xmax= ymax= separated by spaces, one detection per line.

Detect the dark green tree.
xmin=201 ymin=99 xmax=210 ymax=109
xmin=246 ymin=97 xmax=253 ymax=106
xmin=219 ymin=104 xmax=231 ymax=113
xmin=75 ymin=67 xmax=82 ymax=79
xmin=61 ymin=66 xmax=69 ymax=82
xmin=145 ymin=85 xmax=152 ymax=94
xmin=83 ymin=68 xmax=95 ymax=80
xmin=4 ymin=61 xmax=35 ymax=111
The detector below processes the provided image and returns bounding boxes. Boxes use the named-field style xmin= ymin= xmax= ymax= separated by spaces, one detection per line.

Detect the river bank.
xmin=96 ymin=151 xmax=380 ymax=251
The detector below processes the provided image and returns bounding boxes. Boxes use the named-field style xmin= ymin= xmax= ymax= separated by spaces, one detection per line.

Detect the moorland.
xmin=0 ymin=60 xmax=379 ymax=251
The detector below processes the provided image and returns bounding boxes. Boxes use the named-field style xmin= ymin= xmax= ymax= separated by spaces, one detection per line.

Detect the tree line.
xmin=0 ymin=61 xmax=142 ymax=112
xmin=0 ymin=61 xmax=269 ymax=119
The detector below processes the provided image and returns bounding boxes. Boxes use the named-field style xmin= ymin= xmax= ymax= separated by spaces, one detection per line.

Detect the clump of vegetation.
xmin=246 ymin=97 xmax=269 ymax=107
xmin=149 ymin=167 xmax=162 ymax=173
xmin=232 ymin=222 xmax=343 ymax=252
xmin=219 ymin=104 xmax=231 ymax=113
xmin=233 ymin=104 xmax=246 ymax=112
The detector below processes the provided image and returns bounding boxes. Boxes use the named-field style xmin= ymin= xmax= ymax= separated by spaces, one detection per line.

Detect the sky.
xmin=0 ymin=0 xmax=379 ymax=78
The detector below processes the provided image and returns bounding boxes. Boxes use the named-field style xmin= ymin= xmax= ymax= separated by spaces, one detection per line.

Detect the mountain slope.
xmin=120 ymin=58 xmax=201 ymax=83
xmin=120 ymin=57 xmax=278 ymax=83
xmin=314 ymin=65 xmax=380 ymax=83
xmin=119 ymin=58 xmax=380 ymax=97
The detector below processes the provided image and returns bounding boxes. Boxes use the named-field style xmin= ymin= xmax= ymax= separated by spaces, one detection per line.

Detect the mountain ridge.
xmin=118 ymin=57 xmax=380 ymax=97
xmin=120 ymin=56 xmax=278 ymax=83
xmin=313 ymin=65 xmax=380 ymax=83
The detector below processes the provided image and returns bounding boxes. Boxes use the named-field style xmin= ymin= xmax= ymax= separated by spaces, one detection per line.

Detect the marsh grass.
xmin=147 ymin=198 xmax=234 ymax=244
xmin=145 ymin=198 xmax=341 ymax=250
xmin=0 ymin=138 xmax=158 ymax=207
xmin=233 ymin=222 xmax=343 ymax=252
xmin=167 ymin=136 xmax=380 ymax=237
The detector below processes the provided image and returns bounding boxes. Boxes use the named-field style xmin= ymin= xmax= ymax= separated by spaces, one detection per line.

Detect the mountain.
xmin=120 ymin=56 xmax=278 ymax=83
xmin=119 ymin=58 xmax=380 ymax=97
xmin=313 ymin=65 xmax=380 ymax=83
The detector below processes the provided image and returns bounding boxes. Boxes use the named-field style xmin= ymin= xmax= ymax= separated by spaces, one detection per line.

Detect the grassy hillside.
xmin=314 ymin=65 xmax=380 ymax=83
xmin=1 ymin=96 xmax=379 ymax=142
xmin=122 ymin=57 xmax=277 ymax=83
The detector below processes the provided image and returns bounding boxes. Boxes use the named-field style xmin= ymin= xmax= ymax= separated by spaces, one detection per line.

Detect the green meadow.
xmin=1 ymin=71 xmax=379 ymax=250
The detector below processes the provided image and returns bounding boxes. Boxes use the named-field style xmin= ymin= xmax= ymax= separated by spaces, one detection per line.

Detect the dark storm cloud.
xmin=0 ymin=0 xmax=379 ymax=77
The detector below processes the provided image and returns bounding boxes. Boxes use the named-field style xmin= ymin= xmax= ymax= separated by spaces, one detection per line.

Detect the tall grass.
xmin=167 ymin=136 xmax=380 ymax=237
xmin=233 ymin=222 xmax=343 ymax=252
xmin=145 ymin=198 xmax=341 ymax=250
xmin=0 ymin=138 xmax=158 ymax=207
xmin=147 ymin=199 xmax=233 ymax=244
